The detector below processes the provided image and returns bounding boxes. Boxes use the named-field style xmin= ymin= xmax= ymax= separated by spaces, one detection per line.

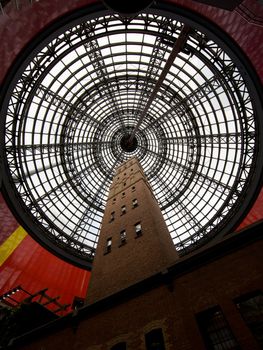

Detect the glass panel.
xmin=135 ymin=222 xmax=142 ymax=236
xmin=120 ymin=230 xmax=126 ymax=243
xmin=105 ymin=237 xmax=112 ymax=253
xmin=132 ymin=199 xmax=138 ymax=207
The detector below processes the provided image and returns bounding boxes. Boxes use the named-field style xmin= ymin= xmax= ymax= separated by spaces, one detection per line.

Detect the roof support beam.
xmin=129 ymin=25 xmax=191 ymax=142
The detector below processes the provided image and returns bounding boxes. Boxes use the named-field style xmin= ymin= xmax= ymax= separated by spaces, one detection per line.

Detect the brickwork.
xmin=14 ymin=237 xmax=263 ymax=350
xmin=87 ymin=157 xmax=178 ymax=304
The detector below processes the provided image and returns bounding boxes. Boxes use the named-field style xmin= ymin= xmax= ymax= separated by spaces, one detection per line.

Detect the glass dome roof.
xmin=0 ymin=3 xmax=262 ymax=269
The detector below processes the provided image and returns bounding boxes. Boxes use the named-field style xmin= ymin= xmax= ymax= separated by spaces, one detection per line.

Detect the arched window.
xmin=196 ymin=306 xmax=240 ymax=349
xmin=145 ymin=328 xmax=166 ymax=350
xmin=111 ymin=342 xmax=126 ymax=350
xmin=235 ymin=291 xmax=263 ymax=347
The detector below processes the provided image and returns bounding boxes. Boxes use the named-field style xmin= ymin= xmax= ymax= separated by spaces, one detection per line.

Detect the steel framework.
xmin=0 ymin=4 xmax=262 ymax=268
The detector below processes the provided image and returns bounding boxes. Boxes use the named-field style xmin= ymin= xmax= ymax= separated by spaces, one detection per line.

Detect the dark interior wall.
xmin=12 ymin=236 xmax=263 ymax=349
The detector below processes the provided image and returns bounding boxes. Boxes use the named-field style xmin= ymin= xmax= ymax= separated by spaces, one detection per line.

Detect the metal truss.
xmin=0 ymin=5 xmax=262 ymax=268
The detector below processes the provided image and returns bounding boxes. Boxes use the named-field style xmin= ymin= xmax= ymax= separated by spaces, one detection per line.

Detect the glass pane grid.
xmin=0 ymin=8 xmax=262 ymax=267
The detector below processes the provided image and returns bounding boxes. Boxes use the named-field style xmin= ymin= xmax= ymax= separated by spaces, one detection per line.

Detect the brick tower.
xmin=86 ymin=157 xmax=178 ymax=304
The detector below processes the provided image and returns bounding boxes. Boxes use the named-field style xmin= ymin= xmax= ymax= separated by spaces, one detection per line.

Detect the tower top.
xmin=108 ymin=157 xmax=155 ymax=201
xmin=115 ymin=156 xmax=140 ymax=170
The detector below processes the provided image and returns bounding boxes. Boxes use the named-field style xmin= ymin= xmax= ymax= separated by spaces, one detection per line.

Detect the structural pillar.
xmin=87 ymin=157 xmax=178 ymax=304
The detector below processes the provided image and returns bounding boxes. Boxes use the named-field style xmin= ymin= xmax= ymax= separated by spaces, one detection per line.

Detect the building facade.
xmin=9 ymin=159 xmax=263 ymax=350
xmin=87 ymin=158 xmax=178 ymax=303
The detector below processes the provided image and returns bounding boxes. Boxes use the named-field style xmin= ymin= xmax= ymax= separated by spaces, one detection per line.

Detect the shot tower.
xmin=87 ymin=157 xmax=178 ymax=303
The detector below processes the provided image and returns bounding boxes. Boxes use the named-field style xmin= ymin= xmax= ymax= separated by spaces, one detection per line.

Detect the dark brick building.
xmin=87 ymin=158 xmax=178 ymax=303
xmin=9 ymin=158 xmax=263 ymax=350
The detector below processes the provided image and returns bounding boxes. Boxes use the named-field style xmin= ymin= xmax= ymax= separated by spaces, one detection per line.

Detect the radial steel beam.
xmin=138 ymin=144 xmax=233 ymax=192
xmin=129 ymin=25 xmax=191 ymax=142
xmin=71 ymin=156 xmax=122 ymax=241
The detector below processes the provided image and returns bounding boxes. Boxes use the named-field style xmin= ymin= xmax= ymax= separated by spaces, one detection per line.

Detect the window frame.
xmin=105 ymin=237 xmax=112 ymax=254
xmin=121 ymin=205 xmax=126 ymax=215
xmin=135 ymin=222 xmax=142 ymax=237
xmin=132 ymin=198 xmax=138 ymax=208
xmin=196 ymin=306 xmax=240 ymax=350
xmin=120 ymin=229 xmax=127 ymax=245
xmin=234 ymin=290 xmax=263 ymax=347
xmin=111 ymin=342 xmax=126 ymax=350
xmin=109 ymin=211 xmax=115 ymax=222
xmin=145 ymin=328 xmax=166 ymax=350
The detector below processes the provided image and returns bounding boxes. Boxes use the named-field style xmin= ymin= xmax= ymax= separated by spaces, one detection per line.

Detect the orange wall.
xmin=0 ymin=195 xmax=90 ymax=312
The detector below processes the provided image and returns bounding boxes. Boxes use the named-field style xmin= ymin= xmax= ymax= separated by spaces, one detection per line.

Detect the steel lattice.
xmin=0 ymin=5 xmax=262 ymax=269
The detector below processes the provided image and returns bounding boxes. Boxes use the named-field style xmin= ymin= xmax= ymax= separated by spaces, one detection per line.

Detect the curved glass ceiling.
xmin=1 ymin=5 xmax=262 ymax=269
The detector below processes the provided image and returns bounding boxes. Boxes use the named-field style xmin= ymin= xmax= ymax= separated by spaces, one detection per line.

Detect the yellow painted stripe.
xmin=0 ymin=226 xmax=27 ymax=266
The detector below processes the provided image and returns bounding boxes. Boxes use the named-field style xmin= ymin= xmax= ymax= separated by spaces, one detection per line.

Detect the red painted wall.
xmin=0 ymin=0 xmax=262 ymax=308
xmin=0 ymin=235 xmax=91 ymax=313
xmin=0 ymin=195 xmax=90 ymax=313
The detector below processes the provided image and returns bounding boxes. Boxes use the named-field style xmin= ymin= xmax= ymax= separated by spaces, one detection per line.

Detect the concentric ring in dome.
xmin=0 ymin=3 xmax=262 ymax=269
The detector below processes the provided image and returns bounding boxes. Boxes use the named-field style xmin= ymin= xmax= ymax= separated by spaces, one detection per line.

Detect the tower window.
xmin=105 ymin=238 xmax=112 ymax=254
xmin=120 ymin=230 xmax=126 ymax=244
xmin=196 ymin=306 xmax=240 ymax=349
xmin=135 ymin=222 xmax=142 ymax=237
xmin=132 ymin=186 xmax=136 ymax=192
xmin=122 ymin=192 xmax=125 ymax=198
xmin=235 ymin=291 xmax=263 ymax=347
xmin=145 ymin=328 xmax=166 ymax=350
xmin=113 ymin=198 xmax=116 ymax=204
xmin=132 ymin=198 xmax=138 ymax=208
xmin=121 ymin=205 xmax=126 ymax=215
xmin=109 ymin=211 xmax=115 ymax=222
xmin=111 ymin=342 xmax=126 ymax=350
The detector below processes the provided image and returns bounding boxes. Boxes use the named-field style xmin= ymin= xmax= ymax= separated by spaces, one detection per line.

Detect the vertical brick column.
xmin=87 ymin=157 xmax=178 ymax=303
